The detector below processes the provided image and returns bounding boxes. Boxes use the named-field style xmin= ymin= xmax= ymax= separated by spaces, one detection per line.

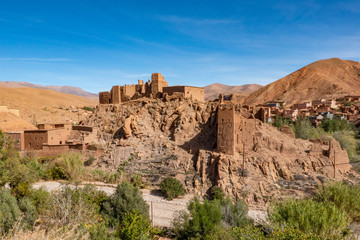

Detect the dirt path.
xmin=32 ymin=181 xmax=267 ymax=227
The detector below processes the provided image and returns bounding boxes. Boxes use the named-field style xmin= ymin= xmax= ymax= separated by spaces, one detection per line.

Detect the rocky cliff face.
xmin=83 ymin=98 xmax=353 ymax=207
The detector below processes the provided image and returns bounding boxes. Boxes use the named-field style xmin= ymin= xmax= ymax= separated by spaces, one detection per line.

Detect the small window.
xmin=59 ymin=141 xmax=62 ymax=144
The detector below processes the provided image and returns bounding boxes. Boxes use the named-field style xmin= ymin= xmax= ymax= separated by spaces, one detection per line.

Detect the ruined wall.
xmin=184 ymin=86 xmax=204 ymax=101
xmin=99 ymin=91 xmax=111 ymax=104
xmin=47 ymin=129 xmax=69 ymax=145
xmin=24 ymin=130 xmax=48 ymax=150
xmin=121 ymin=85 xmax=136 ymax=101
xmin=234 ymin=115 xmax=257 ymax=153
xmin=163 ymin=86 xmax=204 ymax=101
xmin=163 ymin=86 xmax=185 ymax=95
xmin=217 ymin=106 xmax=235 ymax=155
xmin=5 ymin=132 xmax=24 ymax=151
xmin=151 ymin=73 xmax=168 ymax=96
xmin=110 ymin=86 xmax=121 ymax=104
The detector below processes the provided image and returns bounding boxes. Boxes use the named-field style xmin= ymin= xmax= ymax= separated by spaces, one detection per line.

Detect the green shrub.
xmin=102 ymin=181 xmax=149 ymax=227
xmin=83 ymin=106 xmax=95 ymax=112
xmin=316 ymin=181 xmax=360 ymax=222
xmin=332 ymin=130 xmax=358 ymax=159
xmin=118 ymin=211 xmax=151 ymax=240
xmin=160 ymin=177 xmax=185 ymax=200
xmin=211 ymin=186 xmax=225 ymax=201
xmin=45 ymin=186 xmax=103 ymax=228
xmin=57 ymin=153 xmax=84 ymax=181
xmin=221 ymin=198 xmax=253 ymax=228
xmin=84 ymin=156 xmax=96 ymax=166
xmin=26 ymin=188 xmax=51 ymax=215
xmin=174 ymin=197 xmax=222 ymax=239
xmin=19 ymin=197 xmax=37 ymax=229
xmin=47 ymin=165 xmax=68 ymax=180
xmin=0 ymin=189 xmax=21 ymax=234
xmin=291 ymin=118 xmax=320 ymax=140
xmin=269 ymin=227 xmax=323 ymax=240
xmin=231 ymin=226 xmax=266 ymax=240
xmin=269 ymin=198 xmax=350 ymax=238
xmin=131 ymin=173 xmax=143 ymax=188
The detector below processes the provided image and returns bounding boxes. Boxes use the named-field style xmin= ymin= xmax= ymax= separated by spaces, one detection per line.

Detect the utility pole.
xmin=151 ymin=201 xmax=154 ymax=227
xmin=333 ymin=149 xmax=336 ymax=179
xmin=242 ymin=141 xmax=245 ymax=178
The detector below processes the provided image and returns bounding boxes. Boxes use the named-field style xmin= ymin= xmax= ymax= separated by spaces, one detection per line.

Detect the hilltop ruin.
xmin=99 ymin=73 xmax=204 ymax=104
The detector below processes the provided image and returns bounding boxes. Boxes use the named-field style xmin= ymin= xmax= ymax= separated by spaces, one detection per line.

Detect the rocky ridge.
xmin=83 ymin=98 xmax=354 ymax=207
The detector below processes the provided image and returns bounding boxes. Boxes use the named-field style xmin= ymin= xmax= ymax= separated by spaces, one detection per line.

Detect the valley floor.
xmin=32 ymin=181 xmax=268 ymax=227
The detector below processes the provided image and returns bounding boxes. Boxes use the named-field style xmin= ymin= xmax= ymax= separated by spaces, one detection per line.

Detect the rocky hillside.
xmin=244 ymin=58 xmax=360 ymax=105
xmin=204 ymin=83 xmax=262 ymax=100
xmin=83 ymin=99 xmax=354 ymax=207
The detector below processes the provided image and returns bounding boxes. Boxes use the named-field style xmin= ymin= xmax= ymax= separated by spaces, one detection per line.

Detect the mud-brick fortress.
xmin=99 ymin=73 xmax=204 ymax=104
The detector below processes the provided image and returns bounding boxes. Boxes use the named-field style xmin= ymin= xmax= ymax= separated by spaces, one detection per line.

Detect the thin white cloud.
xmin=124 ymin=73 xmax=150 ymax=79
xmin=0 ymin=58 xmax=72 ymax=62
xmin=157 ymin=15 xmax=239 ymax=25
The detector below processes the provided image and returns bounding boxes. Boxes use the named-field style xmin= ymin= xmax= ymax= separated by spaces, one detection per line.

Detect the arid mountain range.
xmin=0 ymin=81 xmax=98 ymax=99
xmin=203 ymin=83 xmax=262 ymax=100
xmin=0 ymin=87 xmax=96 ymax=124
xmin=243 ymin=58 xmax=360 ymax=105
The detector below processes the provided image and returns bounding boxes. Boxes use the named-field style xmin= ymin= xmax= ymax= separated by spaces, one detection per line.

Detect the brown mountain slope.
xmin=244 ymin=58 xmax=360 ymax=105
xmin=204 ymin=83 xmax=262 ymax=100
xmin=0 ymin=87 xmax=97 ymax=124
xmin=0 ymin=81 xmax=98 ymax=99
xmin=0 ymin=112 xmax=37 ymax=132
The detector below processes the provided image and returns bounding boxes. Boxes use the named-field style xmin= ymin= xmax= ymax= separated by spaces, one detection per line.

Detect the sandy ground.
xmin=32 ymin=181 xmax=267 ymax=227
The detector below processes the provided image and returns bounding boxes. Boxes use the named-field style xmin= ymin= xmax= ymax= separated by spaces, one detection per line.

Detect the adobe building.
xmin=5 ymin=131 xmax=24 ymax=151
xmin=217 ymin=104 xmax=258 ymax=155
xmin=163 ymin=86 xmax=204 ymax=102
xmin=99 ymin=73 xmax=204 ymax=104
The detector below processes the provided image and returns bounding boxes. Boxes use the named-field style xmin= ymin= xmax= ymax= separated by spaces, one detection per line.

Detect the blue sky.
xmin=0 ymin=0 xmax=359 ymax=93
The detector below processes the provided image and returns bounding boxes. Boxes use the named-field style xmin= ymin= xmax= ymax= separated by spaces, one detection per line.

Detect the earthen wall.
xmin=5 ymin=132 xmax=24 ymax=151
xmin=110 ymin=86 xmax=121 ymax=104
xmin=99 ymin=92 xmax=111 ymax=104
xmin=24 ymin=130 xmax=48 ymax=150
xmin=217 ymin=106 xmax=235 ymax=155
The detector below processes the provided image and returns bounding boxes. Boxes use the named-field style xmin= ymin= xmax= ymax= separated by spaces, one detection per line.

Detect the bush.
xmin=173 ymin=197 xmax=222 ymax=239
xmin=118 ymin=211 xmax=151 ymax=240
xmin=84 ymin=156 xmax=96 ymax=166
xmin=332 ymin=130 xmax=358 ymax=159
xmin=102 ymin=181 xmax=149 ymax=227
xmin=0 ymin=189 xmax=21 ymax=234
xmin=57 ymin=153 xmax=84 ymax=181
xmin=221 ymin=198 xmax=253 ymax=228
xmin=160 ymin=177 xmax=185 ymax=200
xmin=44 ymin=186 xmax=103 ymax=228
xmin=47 ymin=165 xmax=68 ymax=180
xmin=19 ymin=197 xmax=37 ymax=229
xmin=210 ymin=186 xmax=225 ymax=201
xmin=291 ymin=118 xmax=320 ymax=140
xmin=269 ymin=198 xmax=350 ymax=238
xmin=231 ymin=226 xmax=266 ymax=240
xmin=316 ymin=181 xmax=360 ymax=222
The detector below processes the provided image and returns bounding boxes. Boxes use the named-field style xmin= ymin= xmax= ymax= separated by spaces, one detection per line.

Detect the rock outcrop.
xmin=83 ymin=98 xmax=354 ymax=207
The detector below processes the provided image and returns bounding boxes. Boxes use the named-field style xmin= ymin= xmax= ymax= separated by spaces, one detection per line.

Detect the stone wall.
xmin=5 ymin=131 xmax=24 ymax=151
xmin=24 ymin=130 xmax=48 ymax=150
xmin=163 ymin=86 xmax=204 ymax=101
xmin=99 ymin=91 xmax=111 ymax=104
xmin=217 ymin=106 xmax=235 ymax=155
xmin=110 ymin=86 xmax=121 ymax=104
